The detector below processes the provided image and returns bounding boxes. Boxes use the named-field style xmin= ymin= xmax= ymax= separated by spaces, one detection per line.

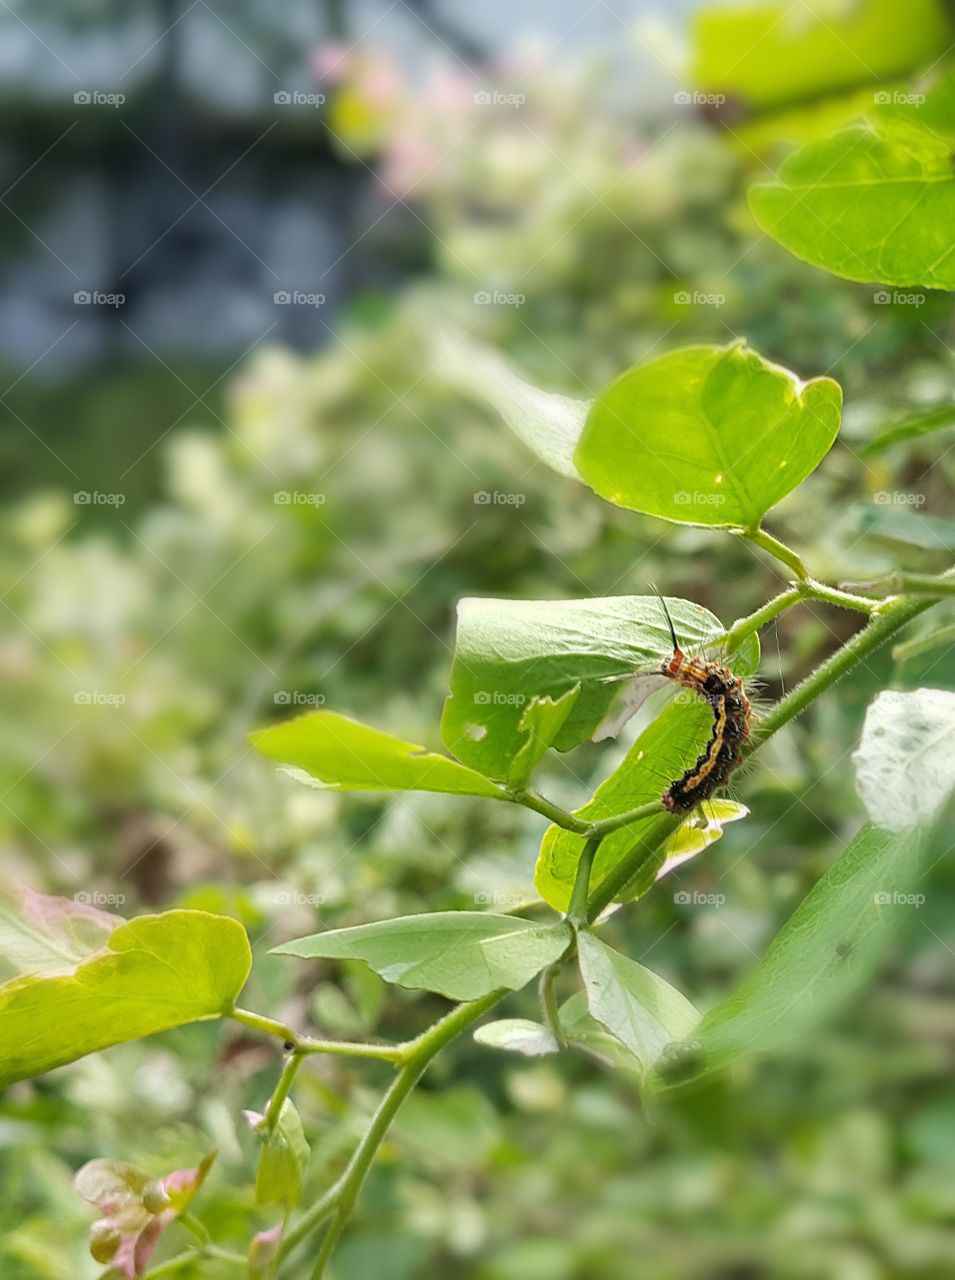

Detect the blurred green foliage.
xmin=2 ymin=8 xmax=955 ymax=1279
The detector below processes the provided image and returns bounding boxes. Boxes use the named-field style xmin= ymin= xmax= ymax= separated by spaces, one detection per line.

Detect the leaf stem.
xmin=228 ymin=1007 xmax=403 ymax=1064
xmin=264 ymin=1051 xmax=306 ymax=1134
xmin=566 ymin=837 xmax=601 ymax=925
xmin=280 ymin=990 xmax=505 ymax=1275
xmin=844 ymin=571 xmax=955 ymax=597
xmin=739 ymin=525 xmax=810 ymax=580
xmin=509 ymin=787 xmax=592 ymax=833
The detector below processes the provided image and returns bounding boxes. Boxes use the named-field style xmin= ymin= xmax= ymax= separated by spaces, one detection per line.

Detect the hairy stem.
xmin=740 ymin=525 xmax=810 ymax=580
xmin=281 ymin=991 xmax=505 ymax=1275
xmin=567 ymin=837 xmax=601 ymax=925
xmin=228 ymin=1007 xmax=403 ymax=1063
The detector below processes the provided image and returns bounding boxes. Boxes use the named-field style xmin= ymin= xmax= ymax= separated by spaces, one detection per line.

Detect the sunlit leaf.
xmin=575 ymin=342 xmax=841 ymax=527
xmin=692 ymin=0 xmax=950 ymax=112
xmin=750 ymin=70 xmax=955 ymax=288
xmin=0 ymin=910 xmax=251 ymax=1088
xmin=251 ymin=709 xmax=506 ymax=798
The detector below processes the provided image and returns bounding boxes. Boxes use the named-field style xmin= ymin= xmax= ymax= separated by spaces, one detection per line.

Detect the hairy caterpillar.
xmin=656 ymin=595 xmax=752 ymax=813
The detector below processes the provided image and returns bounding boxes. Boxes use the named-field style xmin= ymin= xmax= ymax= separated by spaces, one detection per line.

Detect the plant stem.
xmin=566 ymin=837 xmax=601 ymax=925
xmin=539 ymin=963 xmax=563 ymax=1044
xmin=228 ymin=1007 xmax=403 ymax=1063
xmin=588 ymin=800 xmax=662 ymax=838
xmin=739 ymin=525 xmax=810 ymax=580
xmin=802 ymin=579 xmax=875 ymax=614
xmin=509 ymin=787 xmax=591 ymax=833
xmin=893 ymin=620 xmax=955 ymax=662
xmin=280 ymin=990 xmax=505 ymax=1275
xmin=851 ymin=571 xmax=955 ymax=597
xmin=720 ymin=587 xmax=803 ymax=649
xmin=264 ymin=1051 xmax=306 ymax=1134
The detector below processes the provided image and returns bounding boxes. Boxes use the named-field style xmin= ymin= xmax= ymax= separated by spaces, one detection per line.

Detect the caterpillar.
xmin=656 ymin=595 xmax=751 ymax=814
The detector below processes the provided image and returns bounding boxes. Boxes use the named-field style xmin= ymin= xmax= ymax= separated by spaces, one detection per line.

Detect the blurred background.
xmin=2 ymin=1 xmax=955 ymax=1277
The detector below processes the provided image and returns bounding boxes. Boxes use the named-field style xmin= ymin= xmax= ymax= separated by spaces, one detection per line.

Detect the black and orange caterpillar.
xmin=656 ymin=596 xmax=752 ymax=813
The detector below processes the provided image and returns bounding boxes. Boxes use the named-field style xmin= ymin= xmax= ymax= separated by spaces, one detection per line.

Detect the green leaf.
xmin=272 ymin=912 xmax=571 ymax=1001
xmin=433 ymin=331 xmax=587 ymax=478
xmin=749 ymin=71 xmax=955 ymax=288
xmin=557 ymin=992 xmax=643 ymax=1073
xmin=575 ymin=343 xmax=841 ymax=527
xmin=691 ymin=0 xmax=951 ymax=113
xmin=859 ymin=403 xmax=955 ymax=457
xmin=473 ymin=1019 xmax=559 ymax=1057
xmin=685 ymin=823 xmax=927 ymax=1076
xmin=535 ymin=701 xmax=753 ymax=913
xmin=851 ymin=503 xmax=955 ymax=553
xmin=577 ymin=932 xmax=700 ymax=1074
xmin=505 ymin=686 xmax=581 ymax=789
xmin=0 ymin=879 xmax=120 ymax=980
xmin=251 ymin=709 xmax=506 ymax=798
xmin=253 ymin=1100 xmax=310 ymax=1208
xmin=0 ymin=910 xmax=251 ymax=1088
xmin=441 ymin=594 xmax=759 ymax=780
xmin=852 ymin=688 xmax=955 ymax=832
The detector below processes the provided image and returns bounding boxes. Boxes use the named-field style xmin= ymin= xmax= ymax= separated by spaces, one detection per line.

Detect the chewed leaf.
xmin=272 ymin=913 xmax=572 ymax=1002
xmin=575 ymin=342 xmax=840 ymax=528
xmin=654 ymin=801 xmax=749 ymax=880
xmin=442 ymin=594 xmax=758 ymax=781
xmin=251 ymin=709 xmax=505 ymax=798
xmin=852 ymin=688 xmax=955 ymax=832
xmin=506 ymin=686 xmax=581 ymax=788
